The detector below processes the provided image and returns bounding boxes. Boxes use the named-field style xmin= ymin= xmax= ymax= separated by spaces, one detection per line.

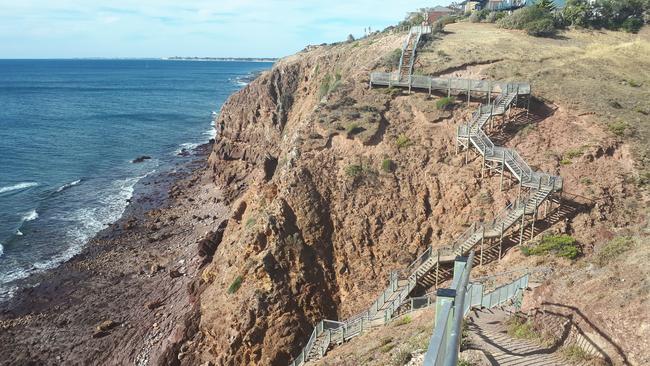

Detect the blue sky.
xmin=0 ymin=1 xmax=443 ymax=58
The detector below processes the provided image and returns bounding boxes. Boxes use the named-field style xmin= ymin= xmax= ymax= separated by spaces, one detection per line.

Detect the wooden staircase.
xmin=289 ymin=46 xmax=563 ymax=366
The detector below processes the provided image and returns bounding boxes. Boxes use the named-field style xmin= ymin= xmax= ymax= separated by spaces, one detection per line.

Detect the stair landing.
xmin=467 ymin=308 xmax=567 ymax=366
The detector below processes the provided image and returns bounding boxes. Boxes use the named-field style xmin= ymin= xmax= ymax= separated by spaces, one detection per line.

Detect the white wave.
xmin=21 ymin=209 xmax=39 ymax=222
xmin=0 ymin=243 xmax=3 ymax=257
xmin=0 ymin=171 xmax=155 ymax=301
xmin=15 ymin=230 xmax=23 ymax=236
xmin=0 ymin=182 xmax=38 ymax=194
xmin=56 ymin=179 xmax=82 ymax=192
xmin=174 ymin=142 xmax=200 ymax=155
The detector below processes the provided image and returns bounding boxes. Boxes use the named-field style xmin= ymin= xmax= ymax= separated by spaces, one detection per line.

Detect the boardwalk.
xmin=467 ymin=308 xmax=568 ymax=366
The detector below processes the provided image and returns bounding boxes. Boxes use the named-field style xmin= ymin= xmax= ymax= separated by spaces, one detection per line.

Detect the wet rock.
xmin=146 ymin=300 xmax=164 ymax=310
xmin=169 ymin=269 xmax=183 ymax=279
xmin=96 ymin=320 xmax=119 ymax=332
xmin=132 ymin=155 xmax=152 ymax=163
xmin=122 ymin=218 xmax=138 ymax=230
xmin=149 ymin=263 xmax=164 ymax=275
xmin=197 ymin=221 xmax=228 ymax=259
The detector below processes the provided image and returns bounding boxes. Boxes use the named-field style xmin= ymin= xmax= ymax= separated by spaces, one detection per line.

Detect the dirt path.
xmin=467 ymin=307 xmax=567 ymax=366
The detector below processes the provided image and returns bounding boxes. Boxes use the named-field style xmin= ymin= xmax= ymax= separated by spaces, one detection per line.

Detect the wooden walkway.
xmin=288 ymin=26 xmax=564 ymax=366
xmin=467 ymin=308 xmax=568 ymax=366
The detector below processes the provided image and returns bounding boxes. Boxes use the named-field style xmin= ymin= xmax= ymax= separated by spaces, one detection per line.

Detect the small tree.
xmin=536 ymin=0 xmax=557 ymax=11
xmin=347 ymin=34 xmax=355 ymax=42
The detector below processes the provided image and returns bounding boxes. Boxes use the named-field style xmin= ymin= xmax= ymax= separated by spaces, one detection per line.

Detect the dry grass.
xmin=418 ymin=23 xmax=650 ymax=176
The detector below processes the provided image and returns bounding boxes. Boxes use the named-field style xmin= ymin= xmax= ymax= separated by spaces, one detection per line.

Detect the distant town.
xmin=163 ymin=56 xmax=278 ymax=62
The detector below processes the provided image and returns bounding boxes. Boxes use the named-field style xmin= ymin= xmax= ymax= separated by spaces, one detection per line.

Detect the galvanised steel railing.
xmin=424 ymin=252 xmax=531 ymax=366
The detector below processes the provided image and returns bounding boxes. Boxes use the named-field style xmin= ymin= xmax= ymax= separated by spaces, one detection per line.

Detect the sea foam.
xmin=21 ymin=209 xmax=39 ymax=222
xmin=56 ymin=179 xmax=82 ymax=193
xmin=0 ymin=182 xmax=38 ymax=194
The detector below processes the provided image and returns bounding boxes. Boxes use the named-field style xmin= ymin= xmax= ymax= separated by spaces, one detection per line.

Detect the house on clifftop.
xmin=426 ymin=6 xmax=455 ymax=22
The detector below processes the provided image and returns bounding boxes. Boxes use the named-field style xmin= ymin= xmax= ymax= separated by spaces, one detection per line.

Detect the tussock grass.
xmin=522 ymin=234 xmax=580 ymax=260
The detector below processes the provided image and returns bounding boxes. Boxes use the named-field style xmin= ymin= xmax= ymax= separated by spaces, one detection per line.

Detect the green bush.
xmin=345 ymin=164 xmax=363 ymax=177
xmin=621 ymin=17 xmax=643 ymax=33
xmin=498 ymin=6 xmax=557 ymax=37
xmin=346 ymin=122 xmax=364 ymax=136
xmin=394 ymin=314 xmax=412 ymax=326
xmin=396 ymin=134 xmax=413 ymax=149
xmin=385 ymin=48 xmax=403 ymax=69
xmin=318 ymin=72 xmax=342 ymax=100
xmin=595 ymin=236 xmax=635 ymax=266
xmin=525 ymin=17 xmax=557 ymax=36
xmin=436 ymin=96 xmax=455 ymax=110
xmin=381 ymin=158 xmax=395 ymax=173
xmin=469 ymin=13 xmax=481 ymax=23
xmin=228 ymin=275 xmax=243 ymax=294
xmin=562 ymin=0 xmax=648 ymax=32
xmin=608 ymin=121 xmax=628 ymax=136
xmin=522 ymin=234 xmax=581 ymax=260
xmin=562 ymin=344 xmax=592 ymax=363
xmin=507 ymin=316 xmax=539 ymax=340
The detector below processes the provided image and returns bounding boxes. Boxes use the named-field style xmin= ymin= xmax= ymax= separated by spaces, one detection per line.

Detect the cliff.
xmin=183 ymin=23 xmax=649 ymax=365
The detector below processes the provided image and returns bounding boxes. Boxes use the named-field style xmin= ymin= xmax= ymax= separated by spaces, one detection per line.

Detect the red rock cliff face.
xmin=185 ymin=32 xmax=643 ymax=366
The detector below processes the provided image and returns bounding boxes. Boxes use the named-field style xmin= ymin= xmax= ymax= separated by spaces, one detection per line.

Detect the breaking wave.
xmin=0 ymin=182 xmax=38 ymax=195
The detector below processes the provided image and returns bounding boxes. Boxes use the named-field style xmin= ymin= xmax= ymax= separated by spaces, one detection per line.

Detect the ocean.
xmin=0 ymin=59 xmax=272 ymax=300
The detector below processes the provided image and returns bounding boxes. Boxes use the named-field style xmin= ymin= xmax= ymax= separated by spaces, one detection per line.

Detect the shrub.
xmin=522 ymin=234 xmax=581 ymax=260
xmin=469 ymin=13 xmax=481 ymax=23
xmin=498 ymin=6 xmax=557 ymax=37
xmin=507 ymin=316 xmax=538 ymax=340
xmin=560 ymin=158 xmax=572 ymax=165
xmin=381 ymin=158 xmax=395 ymax=173
xmin=393 ymin=349 xmax=412 ymax=365
xmin=621 ymin=17 xmax=643 ymax=33
xmin=346 ymin=122 xmax=364 ymax=136
xmin=394 ymin=314 xmax=412 ymax=326
xmin=564 ymin=146 xmax=586 ymax=159
xmin=318 ymin=72 xmax=342 ymax=100
xmin=380 ymin=343 xmax=395 ymax=353
xmin=345 ymin=164 xmax=363 ymax=177
xmin=228 ymin=275 xmax=243 ymax=294
xmin=436 ymin=96 xmax=455 ymax=110
xmin=432 ymin=19 xmax=445 ymax=33
xmin=608 ymin=121 xmax=627 ymax=136
xmin=595 ymin=236 xmax=634 ymax=266
xmin=245 ymin=217 xmax=256 ymax=229
xmin=347 ymin=34 xmax=355 ymax=42
xmin=486 ymin=12 xmax=499 ymax=23
xmin=438 ymin=15 xmax=458 ymax=26
xmin=384 ymin=48 xmax=403 ymax=69
xmin=396 ymin=134 xmax=413 ymax=149
xmin=562 ymin=344 xmax=592 ymax=363
xmin=525 ymin=17 xmax=557 ymax=36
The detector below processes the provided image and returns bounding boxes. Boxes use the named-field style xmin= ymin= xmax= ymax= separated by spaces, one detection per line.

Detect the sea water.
xmin=0 ymin=59 xmax=272 ymax=299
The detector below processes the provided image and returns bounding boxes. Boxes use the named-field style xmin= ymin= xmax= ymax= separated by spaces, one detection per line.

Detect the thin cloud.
xmin=0 ymin=0 xmax=443 ymax=58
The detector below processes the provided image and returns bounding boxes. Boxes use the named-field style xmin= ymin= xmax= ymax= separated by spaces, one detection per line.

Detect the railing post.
xmin=526 ymin=84 xmax=531 ymax=117
xmin=519 ymin=204 xmax=526 ymax=246
xmin=480 ymin=225 xmax=485 ymax=266
xmin=499 ymin=222 xmax=504 ymax=259
xmin=453 ymin=256 xmax=468 ymax=284
xmin=435 ymin=250 xmax=440 ymax=288
xmin=487 ymin=82 xmax=492 ymax=105
xmin=435 ymin=288 xmax=456 ymax=327
xmin=500 ymin=151 xmax=505 ymax=191
xmin=531 ymin=197 xmax=538 ymax=240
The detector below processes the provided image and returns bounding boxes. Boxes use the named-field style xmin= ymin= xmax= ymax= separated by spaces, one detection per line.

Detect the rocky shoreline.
xmin=0 ymin=142 xmax=229 ymax=365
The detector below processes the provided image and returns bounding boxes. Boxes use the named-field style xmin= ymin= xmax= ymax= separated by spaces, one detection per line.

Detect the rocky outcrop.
xmin=186 ymin=31 xmax=644 ymax=366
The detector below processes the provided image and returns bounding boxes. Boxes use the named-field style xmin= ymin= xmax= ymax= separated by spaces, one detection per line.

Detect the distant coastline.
xmin=163 ymin=56 xmax=277 ymax=62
